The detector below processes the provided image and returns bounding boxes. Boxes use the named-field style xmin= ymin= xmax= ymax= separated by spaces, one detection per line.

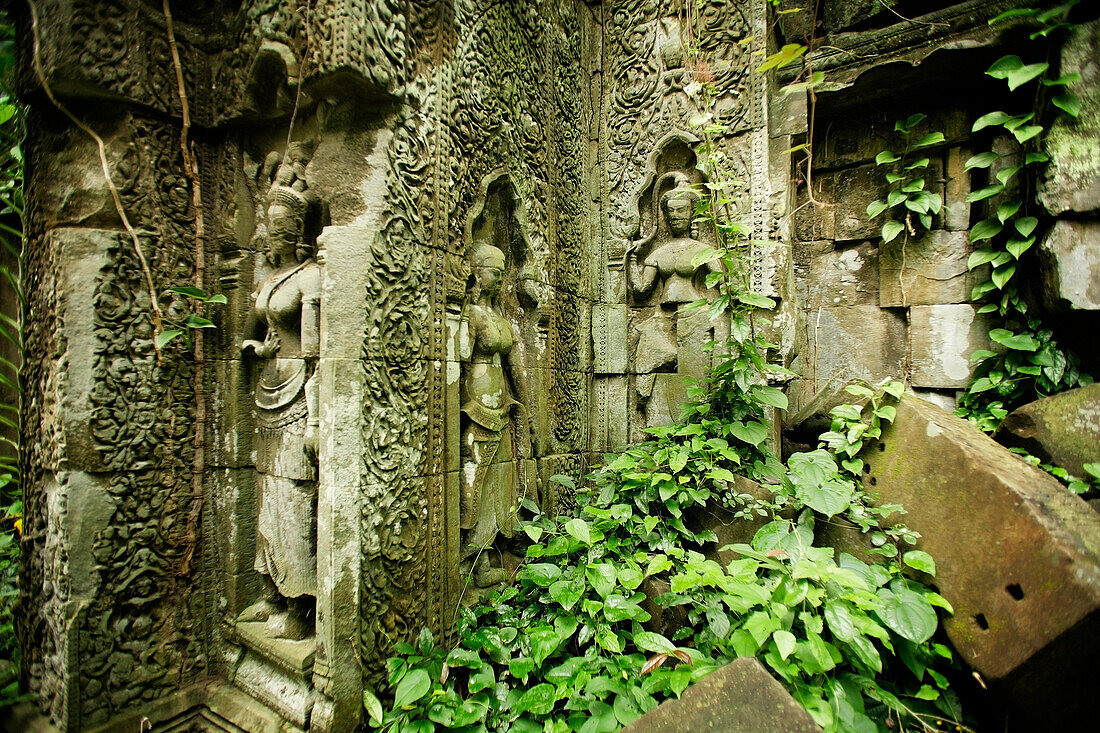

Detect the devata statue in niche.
xmin=628 ymin=170 xmax=724 ymax=431
xmin=459 ymin=239 xmax=536 ymax=588
xmin=239 ymin=142 xmax=322 ymax=641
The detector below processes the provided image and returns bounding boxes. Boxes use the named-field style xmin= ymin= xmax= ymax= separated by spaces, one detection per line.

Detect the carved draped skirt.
xmin=461 ymin=411 xmax=519 ymax=554
xmin=253 ymin=358 xmax=317 ymax=599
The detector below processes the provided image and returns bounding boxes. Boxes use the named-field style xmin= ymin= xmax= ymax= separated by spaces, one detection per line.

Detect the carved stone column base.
xmin=228 ymin=622 xmax=317 ymax=729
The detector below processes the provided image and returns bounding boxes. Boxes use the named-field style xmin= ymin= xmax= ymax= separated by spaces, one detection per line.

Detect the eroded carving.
xmin=458 ymin=240 xmax=537 ymax=587
xmin=628 ymin=169 xmax=725 ymax=434
xmin=239 ymin=142 xmax=322 ymax=641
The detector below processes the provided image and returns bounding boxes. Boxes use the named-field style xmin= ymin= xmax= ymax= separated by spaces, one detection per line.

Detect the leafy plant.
xmin=363 ymin=5 xmax=969 ymax=729
xmin=953 ymin=2 xmax=1094 ymax=436
xmin=366 ymin=368 xmax=965 ymax=733
xmin=0 ymin=10 xmax=23 ymax=709
xmin=156 ymin=286 xmax=226 ymax=350
xmin=864 ymin=114 xmax=945 ymax=300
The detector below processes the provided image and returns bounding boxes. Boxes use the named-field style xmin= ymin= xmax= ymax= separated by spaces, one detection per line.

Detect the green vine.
xmin=951 ymin=2 xmax=1096 ymax=491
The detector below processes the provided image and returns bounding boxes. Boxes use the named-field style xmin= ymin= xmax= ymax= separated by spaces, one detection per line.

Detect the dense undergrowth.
xmin=0 ymin=11 xmax=23 ymax=708
xmin=367 ymin=319 xmax=966 ymax=733
xmin=368 ymin=126 xmax=967 ymax=730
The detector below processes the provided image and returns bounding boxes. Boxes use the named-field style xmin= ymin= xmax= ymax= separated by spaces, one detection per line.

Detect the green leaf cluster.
xmin=368 ymin=324 xmax=962 ymax=732
xmin=156 ymin=286 xmax=228 ymax=350
xmin=952 ymin=2 xmax=1095 ymax=445
xmin=866 ymin=115 xmax=944 ymax=243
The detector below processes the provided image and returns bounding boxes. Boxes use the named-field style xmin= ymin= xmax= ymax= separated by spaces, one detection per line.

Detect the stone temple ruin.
xmin=5 ymin=0 xmax=1100 ymax=731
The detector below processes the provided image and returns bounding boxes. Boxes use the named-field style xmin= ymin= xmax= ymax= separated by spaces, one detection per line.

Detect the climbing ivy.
xmin=951 ymin=2 xmax=1096 ymax=492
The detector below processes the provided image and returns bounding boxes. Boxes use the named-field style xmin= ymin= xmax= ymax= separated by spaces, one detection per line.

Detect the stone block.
xmin=210 ymin=468 xmax=260 ymax=611
xmin=944 ymin=146 xmax=972 ymax=231
xmin=911 ymin=387 xmax=958 ymax=413
xmin=865 ymin=396 xmax=1100 ymax=728
xmin=591 ymin=375 xmax=629 ymax=453
xmin=909 ymin=304 xmax=994 ymax=389
xmin=1039 ymin=19 xmax=1100 ymax=215
xmin=592 ymin=303 xmax=629 ymax=373
xmin=818 ymin=118 xmax=878 ymax=169
xmin=793 ymin=178 xmax=836 ymax=242
xmin=788 ymin=306 xmax=907 ymax=419
xmin=209 ymin=358 xmax=254 ymax=468
xmin=233 ymin=647 xmax=315 ymax=730
xmin=1038 ymin=219 xmax=1100 ymax=311
xmin=803 ymin=241 xmax=879 ymax=308
xmin=624 ymin=658 xmax=821 ymax=733
xmin=318 ymin=224 xmax=376 ymax=359
xmin=771 ymin=89 xmax=808 ymax=134
xmin=54 ymin=228 xmax=114 ymax=473
xmin=880 ymin=230 xmax=974 ymax=306
xmin=833 ymin=165 xmax=889 ymax=242
xmin=996 ymin=384 xmax=1100 ymax=477
xmin=752 ymin=238 xmax=791 ymax=300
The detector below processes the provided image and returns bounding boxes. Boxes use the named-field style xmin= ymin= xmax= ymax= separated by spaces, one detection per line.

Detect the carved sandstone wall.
xmin=13 ymin=1 xmax=1099 ymax=731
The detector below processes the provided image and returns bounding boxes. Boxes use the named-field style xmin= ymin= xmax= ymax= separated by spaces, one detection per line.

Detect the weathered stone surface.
xmin=879 ymin=230 xmax=973 ymax=307
xmin=832 ymin=165 xmax=886 ymax=242
xmin=866 ymin=396 xmax=1100 ymax=727
xmin=943 ymin=146 xmax=972 ymax=231
xmin=1039 ymin=19 xmax=1100 ymax=215
xmin=996 ymin=384 xmax=1100 ymax=477
xmin=911 ymin=387 xmax=957 ymax=413
xmin=798 ymin=240 xmax=879 ymax=308
xmin=593 ymin=303 xmax=629 ymax=373
xmin=788 ymin=306 xmax=907 ymax=419
xmin=1037 ymin=219 xmax=1100 ymax=311
xmin=909 ymin=304 xmax=995 ymax=389
xmin=624 ymin=657 xmax=821 ymax=733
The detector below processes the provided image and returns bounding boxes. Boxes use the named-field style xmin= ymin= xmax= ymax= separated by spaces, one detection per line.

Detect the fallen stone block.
xmin=865 ymin=395 xmax=1100 ymax=728
xmin=623 ymin=657 xmax=821 ymax=733
xmin=995 ymin=383 xmax=1100 ymax=477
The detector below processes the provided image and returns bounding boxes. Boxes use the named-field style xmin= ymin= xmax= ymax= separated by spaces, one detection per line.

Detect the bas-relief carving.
xmin=15 ymin=112 xmax=207 ymax=728
xmin=238 ymin=143 xmax=323 ymax=642
xmin=457 ymin=240 xmax=538 ymax=588
xmin=20 ymin=0 xmax=591 ymax=729
xmin=627 ymin=168 xmax=727 ymax=437
xmin=597 ymin=0 xmax=770 ymax=446
xmin=359 ymin=78 xmax=433 ymax=686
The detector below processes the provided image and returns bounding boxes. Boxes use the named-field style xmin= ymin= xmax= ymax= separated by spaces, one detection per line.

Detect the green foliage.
xmin=953 ymin=1 xmax=1094 ymax=438
xmin=865 ymin=114 xmax=943 ymax=247
xmin=0 ymin=10 xmax=23 ymax=708
xmin=367 ymin=368 xmax=964 ymax=732
xmin=366 ymin=7 xmax=968 ymax=728
xmin=1010 ymin=449 xmax=1100 ymax=495
xmin=157 ymin=286 xmax=227 ymax=350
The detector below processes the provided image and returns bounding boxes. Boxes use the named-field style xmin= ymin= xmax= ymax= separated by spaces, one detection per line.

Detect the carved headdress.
xmin=466 ymin=238 xmax=507 ymax=304
xmin=264 ymin=141 xmax=321 ymax=261
xmin=471 ymin=239 xmax=506 ymax=270
xmin=632 ymin=171 xmax=700 ymax=255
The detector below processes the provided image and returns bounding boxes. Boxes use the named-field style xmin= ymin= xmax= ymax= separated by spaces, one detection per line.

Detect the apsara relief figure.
xmin=459 ymin=239 xmax=536 ymax=586
xmin=239 ymin=143 xmax=322 ymax=641
xmin=628 ymin=171 xmax=723 ymax=430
